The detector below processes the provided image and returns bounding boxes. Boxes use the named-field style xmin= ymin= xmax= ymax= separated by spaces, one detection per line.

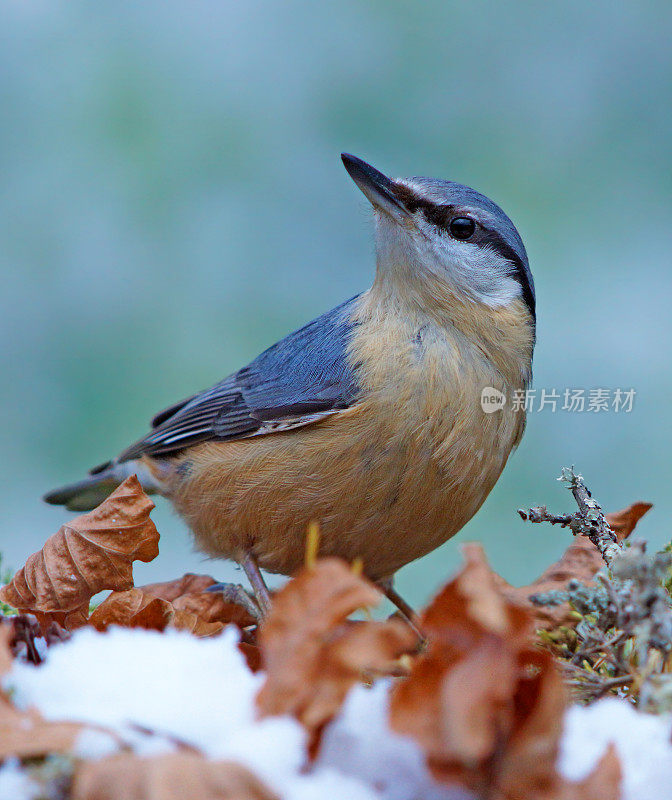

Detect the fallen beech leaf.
xmin=90 ymin=588 xmax=227 ymax=638
xmin=606 ymin=501 xmax=652 ymax=541
xmin=139 ymin=573 xmax=218 ymax=601
xmin=89 ymin=588 xmax=172 ymax=631
xmin=139 ymin=573 xmax=257 ymax=628
xmin=0 ymin=700 xmax=83 ymax=760
xmin=0 ymin=623 xmax=13 ymax=677
xmin=557 ymin=743 xmax=621 ymax=800
xmin=72 ymin=753 xmax=278 ymax=800
xmin=170 ymin=608 xmax=226 ymax=637
xmin=390 ymin=544 xmax=567 ymax=800
xmin=0 ymin=476 xmax=159 ymax=630
xmin=498 ymin=649 xmax=566 ymax=798
xmin=171 ymin=591 xmax=256 ymax=629
xmin=504 ymin=501 xmax=652 ymax=629
xmin=35 ymin=606 xmax=90 ymax=631
xmin=0 ymin=627 xmax=83 ymax=759
xmin=257 ymin=558 xmax=416 ymax=753
xmin=239 ymin=641 xmax=262 ymax=673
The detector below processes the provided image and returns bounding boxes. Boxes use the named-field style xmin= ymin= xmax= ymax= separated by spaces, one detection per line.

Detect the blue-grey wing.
xmin=115 ymin=295 xmax=361 ymax=462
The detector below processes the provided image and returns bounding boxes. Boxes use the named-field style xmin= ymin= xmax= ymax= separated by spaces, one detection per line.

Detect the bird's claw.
xmin=206 ymin=582 xmax=263 ymax=621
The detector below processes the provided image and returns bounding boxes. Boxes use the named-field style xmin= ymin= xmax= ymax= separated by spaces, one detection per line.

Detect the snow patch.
xmin=6 ymin=626 xmax=261 ymax=757
xmin=5 ymin=626 xmax=672 ymax=799
xmin=559 ymin=697 xmax=672 ymax=800
xmin=0 ymin=759 xmax=40 ymax=800
xmin=318 ymin=680 xmax=458 ymax=800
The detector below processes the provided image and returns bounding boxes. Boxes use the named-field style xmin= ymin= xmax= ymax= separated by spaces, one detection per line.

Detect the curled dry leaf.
xmin=605 ymin=502 xmax=653 ymax=541
xmin=89 ymin=588 xmax=173 ymax=632
xmin=391 ymin=545 xmax=567 ymax=799
xmin=390 ymin=544 xmax=622 ymax=800
xmin=71 ymin=753 xmax=278 ymax=800
xmin=256 ymin=558 xmax=417 ymax=753
xmin=503 ymin=501 xmax=652 ymax=629
xmin=0 ymin=622 xmax=83 ymax=759
xmin=138 ymin=573 xmax=219 ymax=601
xmin=170 ymin=608 xmax=227 ymax=637
xmin=560 ymin=743 xmax=621 ymax=800
xmin=89 ymin=588 xmax=226 ymax=638
xmin=0 ymin=623 xmax=13 ymax=677
xmin=89 ymin=571 xmax=257 ymax=637
xmin=0 ymin=476 xmax=159 ymax=630
xmin=0 ymin=700 xmax=83 ymax=761
xmin=171 ymin=590 xmax=256 ymax=629
xmin=138 ymin=574 xmax=257 ymax=627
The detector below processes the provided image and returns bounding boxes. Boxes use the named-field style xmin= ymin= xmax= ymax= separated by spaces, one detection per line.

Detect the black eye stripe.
xmin=431 ymin=211 xmax=536 ymax=318
xmin=390 ymin=182 xmax=535 ymax=319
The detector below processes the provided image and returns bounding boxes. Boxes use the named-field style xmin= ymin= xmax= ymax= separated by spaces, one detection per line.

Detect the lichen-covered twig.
xmin=520 ymin=468 xmax=672 ymax=710
xmin=560 ymin=466 xmax=622 ymax=567
xmin=518 ymin=466 xmax=621 ymax=567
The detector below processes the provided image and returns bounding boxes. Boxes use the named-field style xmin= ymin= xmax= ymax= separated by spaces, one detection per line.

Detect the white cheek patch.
xmin=424 ymin=229 xmax=522 ymax=307
xmin=375 ymin=212 xmax=522 ymax=309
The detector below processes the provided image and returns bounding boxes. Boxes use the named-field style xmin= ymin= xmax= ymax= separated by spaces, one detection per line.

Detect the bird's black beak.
xmin=341 ymin=153 xmax=412 ymax=223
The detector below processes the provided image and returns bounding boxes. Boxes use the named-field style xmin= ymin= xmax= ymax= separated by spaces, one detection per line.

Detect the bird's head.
xmin=341 ymin=153 xmax=535 ymax=327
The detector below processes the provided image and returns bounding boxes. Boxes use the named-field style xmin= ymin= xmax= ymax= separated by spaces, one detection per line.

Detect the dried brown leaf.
xmin=606 ymin=502 xmax=653 ymax=541
xmin=557 ymin=743 xmax=621 ymax=800
xmin=0 ymin=700 xmax=83 ymax=760
xmin=498 ymin=649 xmax=566 ymax=798
xmin=89 ymin=588 xmax=172 ymax=631
xmin=257 ymin=558 xmax=417 ymax=753
xmin=35 ymin=606 xmax=90 ymax=631
xmin=0 ymin=476 xmax=159 ymax=630
xmin=239 ymin=641 xmax=262 ymax=673
xmin=89 ymin=588 xmax=227 ymax=638
xmin=71 ymin=753 xmax=278 ymax=800
xmin=504 ymin=501 xmax=652 ymax=629
xmin=139 ymin=573 xmax=257 ymax=628
xmin=139 ymin=573 xmax=219 ymax=602
xmin=171 ymin=590 xmax=256 ymax=629
xmin=0 ymin=627 xmax=82 ymax=758
xmin=390 ymin=544 xmax=568 ymax=800
xmin=170 ymin=608 xmax=226 ymax=637
xmin=0 ymin=623 xmax=13 ymax=677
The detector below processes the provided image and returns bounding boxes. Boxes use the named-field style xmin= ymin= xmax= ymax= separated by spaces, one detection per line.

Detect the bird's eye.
xmin=449 ymin=217 xmax=475 ymax=240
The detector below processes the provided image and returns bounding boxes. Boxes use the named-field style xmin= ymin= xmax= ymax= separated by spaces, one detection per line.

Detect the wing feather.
xmin=115 ymin=296 xmax=361 ymax=463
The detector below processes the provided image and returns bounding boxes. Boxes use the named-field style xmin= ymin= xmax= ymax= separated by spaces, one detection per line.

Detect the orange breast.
xmin=161 ymin=291 xmax=532 ymax=581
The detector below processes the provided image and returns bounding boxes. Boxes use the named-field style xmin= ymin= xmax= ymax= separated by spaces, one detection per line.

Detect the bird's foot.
xmin=240 ymin=552 xmax=272 ymax=617
xmin=377 ymin=579 xmax=425 ymax=640
xmin=206 ymin=582 xmax=263 ymax=621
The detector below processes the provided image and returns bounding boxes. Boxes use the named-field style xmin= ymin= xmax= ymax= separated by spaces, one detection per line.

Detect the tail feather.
xmin=44 ymin=460 xmax=159 ymax=512
xmin=44 ymin=474 xmax=123 ymax=512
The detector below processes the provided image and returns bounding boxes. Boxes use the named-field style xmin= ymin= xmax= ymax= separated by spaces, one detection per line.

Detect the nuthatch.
xmin=45 ymin=154 xmax=535 ymax=619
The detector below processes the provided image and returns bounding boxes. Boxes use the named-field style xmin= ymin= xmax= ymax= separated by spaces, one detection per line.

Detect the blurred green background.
xmin=1 ymin=1 xmax=670 ymax=607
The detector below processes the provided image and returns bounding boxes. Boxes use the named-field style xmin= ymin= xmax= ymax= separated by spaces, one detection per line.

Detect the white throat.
xmin=373 ymin=211 xmax=522 ymax=311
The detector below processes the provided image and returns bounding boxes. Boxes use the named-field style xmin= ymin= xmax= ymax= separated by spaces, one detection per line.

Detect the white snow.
xmin=73 ymin=727 xmax=126 ymax=761
xmin=7 ymin=626 xmax=262 ymax=756
xmin=3 ymin=626 xmax=382 ymax=799
xmin=0 ymin=759 xmax=40 ymax=800
xmin=317 ymin=680 xmax=457 ymax=800
xmin=559 ymin=697 xmax=672 ymax=800
xmin=5 ymin=626 xmax=672 ymax=799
